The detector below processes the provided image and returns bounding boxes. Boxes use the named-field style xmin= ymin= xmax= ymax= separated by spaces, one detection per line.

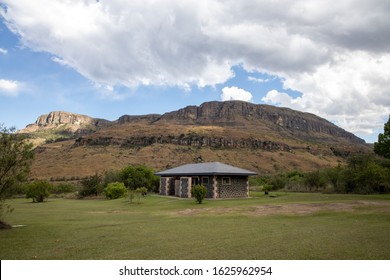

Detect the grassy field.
xmin=1 ymin=192 xmax=389 ymax=260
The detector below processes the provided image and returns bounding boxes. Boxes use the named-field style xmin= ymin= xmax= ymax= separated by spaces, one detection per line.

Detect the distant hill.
xmin=19 ymin=101 xmax=371 ymax=180
xmin=18 ymin=111 xmax=110 ymax=146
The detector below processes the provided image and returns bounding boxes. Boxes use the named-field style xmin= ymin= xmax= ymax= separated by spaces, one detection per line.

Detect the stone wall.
xmin=159 ymin=177 xmax=168 ymax=195
xmin=217 ymin=176 xmax=249 ymax=198
xmin=179 ymin=177 xmax=191 ymax=198
xmin=160 ymin=175 xmax=249 ymax=198
xmin=203 ymin=176 xmax=214 ymax=198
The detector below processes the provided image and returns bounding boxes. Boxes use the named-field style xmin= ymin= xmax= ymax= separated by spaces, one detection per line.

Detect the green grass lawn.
xmin=1 ymin=192 xmax=389 ymax=260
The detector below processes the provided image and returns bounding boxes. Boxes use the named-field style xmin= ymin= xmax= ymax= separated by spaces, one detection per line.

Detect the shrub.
xmin=78 ymin=173 xmax=103 ymax=198
xmin=269 ymin=173 xmax=288 ymax=190
xmin=51 ymin=183 xmax=76 ymax=194
xmin=191 ymin=184 xmax=207 ymax=204
xmin=102 ymin=170 xmax=121 ymax=188
xmin=262 ymin=184 xmax=273 ymax=195
xmin=128 ymin=189 xmax=136 ymax=203
xmin=25 ymin=180 xmax=51 ymax=202
xmin=135 ymin=187 xmax=148 ymax=203
xmin=104 ymin=182 xmax=127 ymax=199
xmin=304 ymin=170 xmax=326 ymax=191
xmin=127 ymin=187 xmax=148 ymax=204
xmin=249 ymin=176 xmax=268 ymax=187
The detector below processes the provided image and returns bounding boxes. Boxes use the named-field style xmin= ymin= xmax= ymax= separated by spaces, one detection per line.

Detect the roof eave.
xmin=155 ymin=172 xmax=257 ymax=176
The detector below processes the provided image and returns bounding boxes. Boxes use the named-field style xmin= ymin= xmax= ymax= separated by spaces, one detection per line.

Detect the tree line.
xmin=251 ymin=154 xmax=390 ymax=194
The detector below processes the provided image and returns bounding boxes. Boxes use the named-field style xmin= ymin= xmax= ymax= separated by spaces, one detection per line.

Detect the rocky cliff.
xmin=20 ymin=111 xmax=111 ymax=135
xmin=21 ymin=101 xmax=365 ymax=146
xmin=75 ymin=134 xmax=292 ymax=152
xmin=72 ymin=101 xmax=368 ymax=158
xmin=156 ymin=101 xmax=365 ymax=144
xmin=35 ymin=111 xmax=94 ymax=127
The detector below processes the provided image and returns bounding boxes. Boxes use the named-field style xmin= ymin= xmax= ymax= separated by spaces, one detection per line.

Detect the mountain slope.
xmin=18 ymin=111 xmax=111 ymax=146
xmin=23 ymin=101 xmax=371 ymax=180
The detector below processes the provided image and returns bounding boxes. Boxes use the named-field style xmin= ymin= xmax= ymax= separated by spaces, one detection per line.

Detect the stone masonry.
xmin=159 ymin=175 xmax=249 ymax=199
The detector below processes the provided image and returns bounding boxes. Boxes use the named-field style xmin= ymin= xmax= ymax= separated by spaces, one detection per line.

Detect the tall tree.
xmin=120 ymin=165 xmax=159 ymax=191
xmin=0 ymin=125 xmax=34 ymax=228
xmin=374 ymin=116 xmax=390 ymax=159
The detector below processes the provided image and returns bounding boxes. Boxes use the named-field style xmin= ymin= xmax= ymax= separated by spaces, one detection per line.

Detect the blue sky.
xmin=1 ymin=0 xmax=390 ymax=143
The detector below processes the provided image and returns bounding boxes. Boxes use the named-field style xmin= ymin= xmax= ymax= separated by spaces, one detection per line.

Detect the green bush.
xmin=51 ymin=183 xmax=76 ymax=194
xmin=249 ymin=176 xmax=268 ymax=187
xmin=304 ymin=170 xmax=326 ymax=191
xmin=262 ymin=184 xmax=273 ymax=195
xmin=269 ymin=173 xmax=288 ymax=190
xmin=127 ymin=187 xmax=148 ymax=204
xmin=78 ymin=173 xmax=103 ymax=198
xmin=102 ymin=170 xmax=121 ymax=188
xmin=104 ymin=182 xmax=127 ymax=199
xmin=135 ymin=187 xmax=148 ymax=203
xmin=191 ymin=184 xmax=207 ymax=204
xmin=25 ymin=180 xmax=51 ymax=202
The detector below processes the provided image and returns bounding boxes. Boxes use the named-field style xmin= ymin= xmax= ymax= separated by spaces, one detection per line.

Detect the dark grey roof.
xmin=155 ymin=162 xmax=257 ymax=176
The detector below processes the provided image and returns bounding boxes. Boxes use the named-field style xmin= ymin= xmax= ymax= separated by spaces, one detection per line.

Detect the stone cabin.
xmin=155 ymin=162 xmax=257 ymax=199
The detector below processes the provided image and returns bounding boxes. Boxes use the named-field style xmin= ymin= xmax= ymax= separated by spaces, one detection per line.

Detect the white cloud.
xmin=262 ymin=90 xmax=302 ymax=109
xmin=1 ymin=0 xmax=390 ymax=139
xmin=0 ymin=48 xmax=7 ymax=54
xmin=262 ymin=51 xmax=390 ymax=136
xmin=221 ymin=86 xmax=253 ymax=102
xmin=248 ymin=77 xmax=270 ymax=83
xmin=0 ymin=79 xmax=19 ymax=96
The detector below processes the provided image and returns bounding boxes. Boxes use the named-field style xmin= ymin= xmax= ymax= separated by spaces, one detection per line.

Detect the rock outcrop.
xmin=75 ymin=134 xmax=292 ymax=152
xmin=19 ymin=111 xmax=111 ymax=135
xmin=117 ymin=114 xmax=161 ymax=124
xmin=157 ymin=101 xmax=365 ymax=144
xmin=35 ymin=111 xmax=94 ymax=127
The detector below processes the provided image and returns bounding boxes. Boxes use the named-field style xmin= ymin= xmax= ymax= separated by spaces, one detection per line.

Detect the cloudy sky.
xmin=1 ymin=0 xmax=389 ymax=143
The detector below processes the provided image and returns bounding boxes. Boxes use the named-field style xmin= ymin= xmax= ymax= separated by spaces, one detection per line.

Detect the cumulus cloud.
xmin=1 ymin=0 xmax=390 ymax=138
xmin=0 ymin=79 xmax=19 ymax=96
xmin=0 ymin=48 xmax=7 ymax=54
xmin=263 ymin=51 xmax=390 ymax=135
xmin=262 ymin=90 xmax=302 ymax=109
xmin=221 ymin=86 xmax=253 ymax=102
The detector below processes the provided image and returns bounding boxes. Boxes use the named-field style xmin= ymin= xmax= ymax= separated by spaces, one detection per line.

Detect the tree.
xmin=343 ymin=154 xmax=390 ymax=194
xmin=120 ymin=165 xmax=159 ymax=191
xmin=0 ymin=125 xmax=34 ymax=228
xmin=26 ymin=180 xmax=51 ymax=202
xmin=374 ymin=115 xmax=390 ymax=159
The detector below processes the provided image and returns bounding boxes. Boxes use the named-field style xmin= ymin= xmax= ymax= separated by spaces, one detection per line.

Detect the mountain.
xmin=18 ymin=111 xmax=111 ymax=146
xmin=21 ymin=101 xmax=371 ymax=180
xmin=154 ymin=101 xmax=364 ymax=144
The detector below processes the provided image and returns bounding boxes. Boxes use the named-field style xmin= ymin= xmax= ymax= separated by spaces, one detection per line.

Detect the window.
xmin=222 ymin=177 xmax=231 ymax=185
xmin=202 ymin=177 xmax=209 ymax=185
xmin=192 ymin=176 xmax=200 ymax=185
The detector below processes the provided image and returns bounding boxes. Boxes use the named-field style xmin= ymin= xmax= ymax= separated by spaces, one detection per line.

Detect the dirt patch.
xmin=248 ymin=202 xmax=357 ymax=216
xmin=173 ymin=201 xmax=390 ymax=217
